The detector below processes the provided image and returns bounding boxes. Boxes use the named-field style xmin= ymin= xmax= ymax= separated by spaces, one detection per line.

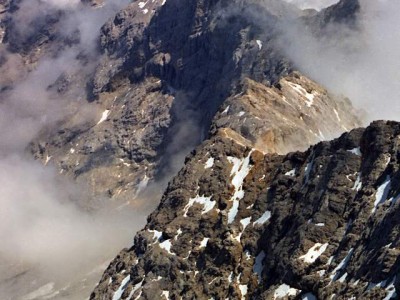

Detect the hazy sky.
xmin=0 ymin=1 xmax=145 ymax=299
xmin=278 ymin=0 xmax=400 ymax=124
xmin=284 ymin=0 xmax=339 ymax=10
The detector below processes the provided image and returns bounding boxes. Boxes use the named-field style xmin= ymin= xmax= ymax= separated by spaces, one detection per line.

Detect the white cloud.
xmin=284 ymin=0 xmax=339 ymax=11
xmin=40 ymin=0 xmax=81 ymax=9
xmin=279 ymin=0 xmax=400 ymax=123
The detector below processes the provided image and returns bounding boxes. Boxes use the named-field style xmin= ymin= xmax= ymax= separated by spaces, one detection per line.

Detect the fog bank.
xmin=279 ymin=0 xmax=400 ymax=123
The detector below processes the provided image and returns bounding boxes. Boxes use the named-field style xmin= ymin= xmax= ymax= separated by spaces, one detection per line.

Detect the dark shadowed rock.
xmin=90 ymin=121 xmax=400 ymax=300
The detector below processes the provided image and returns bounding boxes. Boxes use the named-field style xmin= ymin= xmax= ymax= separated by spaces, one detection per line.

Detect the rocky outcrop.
xmin=210 ymin=72 xmax=360 ymax=155
xmin=27 ymin=0 xmax=362 ymax=203
xmin=30 ymin=77 xmax=174 ymax=205
xmin=91 ymin=120 xmax=400 ymax=300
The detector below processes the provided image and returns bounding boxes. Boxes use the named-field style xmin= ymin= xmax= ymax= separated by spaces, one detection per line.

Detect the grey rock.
xmin=91 ymin=121 xmax=400 ymax=300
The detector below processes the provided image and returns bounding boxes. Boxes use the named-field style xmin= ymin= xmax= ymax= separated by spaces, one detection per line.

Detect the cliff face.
xmin=0 ymin=0 xmax=378 ymax=299
xmin=91 ymin=120 xmax=400 ymax=300
xmin=26 ymin=0 xmax=361 ymax=204
xmin=210 ymin=72 xmax=359 ymax=155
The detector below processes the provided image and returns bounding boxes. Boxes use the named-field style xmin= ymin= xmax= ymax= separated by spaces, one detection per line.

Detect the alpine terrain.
xmin=0 ymin=0 xmax=399 ymax=299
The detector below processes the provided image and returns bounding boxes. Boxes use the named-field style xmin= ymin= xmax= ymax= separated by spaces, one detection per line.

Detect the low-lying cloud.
xmin=278 ymin=0 xmax=400 ymax=124
xmin=284 ymin=0 xmax=339 ymax=11
xmin=0 ymin=0 xmax=147 ymax=299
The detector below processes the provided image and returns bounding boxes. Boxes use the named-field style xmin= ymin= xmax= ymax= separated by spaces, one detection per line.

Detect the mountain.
xmin=4 ymin=0 xmax=398 ymax=299
xmin=90 ymin=119 xmax=399 ymax=299
xmin=79 ymin=0 xmax=393 ymax=299
xmin=27 ymin=0 xmax=360 ymax=203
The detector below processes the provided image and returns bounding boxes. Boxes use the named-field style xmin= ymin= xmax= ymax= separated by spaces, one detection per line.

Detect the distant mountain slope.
xmin=25 ymin=0 xmax=360 ymax=204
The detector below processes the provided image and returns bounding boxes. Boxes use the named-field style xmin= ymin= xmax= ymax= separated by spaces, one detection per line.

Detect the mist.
xmin=0 ymin=0 xmax=150 ymax=299
xmin=284 ymin=0 xmax=339 ymax=11
xmin=278 ymin=0 xmax=400 ymax=124
xmin=2 ymin=0 xmax=399 ymax=298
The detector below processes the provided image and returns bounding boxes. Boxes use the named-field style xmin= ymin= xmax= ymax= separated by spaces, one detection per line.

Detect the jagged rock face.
xmin=210 ymin=72 xmax=360 ymax=154
xmin=90 ymin=120 xmax=400 ymax=300
xmin=30 ymin=77 xmax=174 ymax=204
xmin=28 ymin=0 xmax=363 ymax=202
xmin=26 ymin=0 xmax=296 ymax=202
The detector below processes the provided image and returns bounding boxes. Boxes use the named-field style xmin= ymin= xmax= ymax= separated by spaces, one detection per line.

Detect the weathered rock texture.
xmin=91 ymin=120 xmax=400 ymax=300
xmin=0 ymin=0 xmax=370 ymax=298
xmin=211 ymin=72 xmax=359 ymax=155
xmin=24 ymin=0 xmax=360 ymax=202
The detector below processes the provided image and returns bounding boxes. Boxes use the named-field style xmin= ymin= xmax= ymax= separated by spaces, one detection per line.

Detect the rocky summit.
xmin=2 ymin=0 xmax=400 ymax=299
xmin=91 ymin=120 xmax=400 ymax=300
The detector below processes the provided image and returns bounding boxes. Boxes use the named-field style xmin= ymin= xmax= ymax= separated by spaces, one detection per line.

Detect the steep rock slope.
xmin=29 ymin=0 xmax=294 ymax=202
xmin=27 ymin=0 xmax=360 ymax=203
xmin=91 ymin=120 xmax=400 ymax=300
xmin=210 ymin=72 xmax=359 ymax=154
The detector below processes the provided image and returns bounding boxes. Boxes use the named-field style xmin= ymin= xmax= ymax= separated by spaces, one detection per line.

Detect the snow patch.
xmin=45 ymin=155 xmax=52 ymax=165
xmin=352 ymin=173 xmax=362 ymax=191
xmin=97 ymin=109 xmax=110 ymax=125
xmin=222 ymin=105 xmax=230 ymax=114
xmin=301 ymin=293 xmax=317 ymax=300
xmin=288 ymin=82 xmax=315 ymax=107
xmin=383 ymin=276 xmax=397 ymax=300
xmin=175 ymin=228 xmax=182 ymax=241
xmin=228 ymin=201 xmax=239 ymax=224
xmin=299 ymin=243 xmax=329 ymax=264
xmin=330 ymin=248 xmax=354 ymax=281
xmin=237 ymin=111 xmax=245 ymax=117
xmin=159 ymin=239 xmax=174 ymax=255
xmin=333 ymin=108 xmax=341 ymax=122
xmin=274 ymin=284 xmax=300 ymax=299
xmin=112 ymin=275 xmax=130 ymax=300
xmin=161 ymin=291 xmax=170 ymax=299
xmin=138 ymin=1 xmax=147 ymax=8
xmin=285 ymin=168 xmax=296 ymax=176
xmin=253 ymin=211 xmax=271 ymax=226
xmin=256 ymin=40 xmax=263 ymax=50
xmin=338 ymin=272 xmax=348 ymax=283
xmin=240 ymin=217 xmax=251 ymax=229
xmin=127 ymin=279 xmax=143 ymax=300
xmin=347 ymin=147 xmax=361 ymax=156
xmin=184 ymin=194 xmax=215 ymax=217
xmin=372 ymin=176 xmax=391 ymax=213
xmin=205 ymin=157 xmax=214 ymax=169
xmin=148 ymin=229 xmax=162 ymax=241
xmin=239 ymin=284 xmax=248 ymax=299
xmin=367 ymin=275 xmax=397 ymax=300
xmin=227 ymin=151 xmax=253 ymax=224
xmin=199 ymin=237 xmax=209 ymax=248
xmin=234 ymin=217 xmax=252 ymax=242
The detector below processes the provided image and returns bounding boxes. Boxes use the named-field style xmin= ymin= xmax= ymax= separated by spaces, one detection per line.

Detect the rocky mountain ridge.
xmin=23 ymin=0 xmax=361 ymax=205
xmin=91 ymin=120 xmax=400 ymax=300
xmin=4 ymin=0 xmax=394 ymax=300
